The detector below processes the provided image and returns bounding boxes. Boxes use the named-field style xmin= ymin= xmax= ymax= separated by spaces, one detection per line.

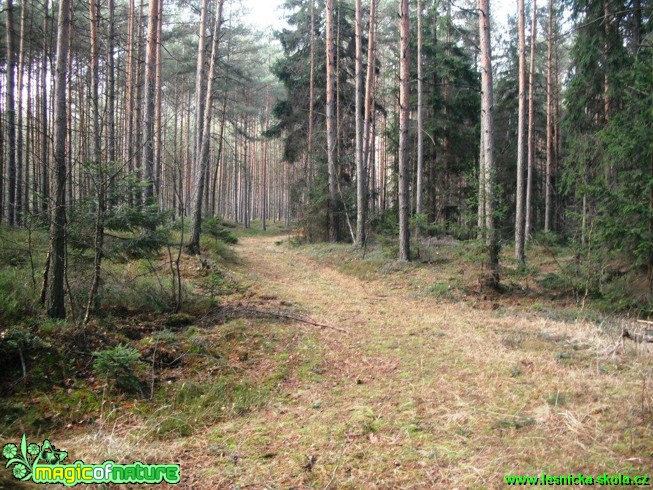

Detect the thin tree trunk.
xmin=194 ymin=0 xmax=210 ymax=180
xmin=41 ymin=0 xmax=49 ymax=214
xmin=478 ymin=122 xmax=485 ymax=239
xmin=398 ymin=0 xmax=411 ymax=261
xmin=15 ymin=0 xmax=27 ymax=225
xmin=363 ymin=0 xmax=377 ymax=216
xmin=515 ymin=0 xmax=527 ymax=264
xmin=124 ymin=0 xmax=136 ymax=197
xmin=307 ymin=0 xmax=315 ymax=195
xmin=6 ymin=0 xmax=17 ymax=226
xmin=187 ymin=0 xmax=225 ymax=254
xmin=355 ymin=0 xmax=365 ymax=245
xmin=154 ymin=0 xmax=164 ymax=203
xmin=107 ymin=0 xmax=117 ymax=204
xmin=84 ymin=0 xmax=105 ymax=322
xmin=415 ymin=0 xmax=424 ymax=219
xmin=326 ymin=0 xmax=339 ymax=241
xmin=47 ymin=0 xmax=72 ymax=319
xmin=142 ymin=0 xmax=160 ymax=206
xmin=525 ymin=0 xmax=537 ymax=241
xmin=262 ymin=84 xmax=270 ymax=230
xmin=479 ymin=0 xmax=499 ymax=287
xmin=544 ymin=0 xmax=553 ymax=232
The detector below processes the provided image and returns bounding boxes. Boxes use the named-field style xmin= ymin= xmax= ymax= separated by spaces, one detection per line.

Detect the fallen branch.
xmin=636 ymin=319 xmax=653 ymax=326
xmin=217 ymin=305 xmax=349 ymax=334
xmin=622 ymin=328 xmax=653 ymax=343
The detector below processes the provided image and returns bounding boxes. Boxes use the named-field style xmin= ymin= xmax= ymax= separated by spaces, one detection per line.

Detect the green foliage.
xmin=0 ymin=269 xmax=37 ymax=324
xmin=100 ymin=274 xmax=180 ymax=314
xmin=203 ymin=216 xmax=238 ymax=244
xmin=111 ymin=228 xmax=171 ymax=261
xmin=371 ymin=210 xmax=399 ymax=237
xmin=198 ymin=271 xmax=246 ymax=299
xmin=93 ymin=344 xmax=143 ymax=393
xmin=0 ymin=325 xmax=51 ymax=381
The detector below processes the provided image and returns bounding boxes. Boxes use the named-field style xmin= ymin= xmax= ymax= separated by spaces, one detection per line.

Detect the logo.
xmin=2 ymin=435 xmax=180 ymax=486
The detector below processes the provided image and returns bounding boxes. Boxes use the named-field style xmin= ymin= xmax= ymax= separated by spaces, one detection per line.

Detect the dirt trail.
xmin=148 ymin=234 xmax=649 ymax=489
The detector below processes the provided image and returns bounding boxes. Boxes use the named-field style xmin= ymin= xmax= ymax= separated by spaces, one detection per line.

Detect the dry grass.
xmin=43 ymin=234 xmax=653 ymax=489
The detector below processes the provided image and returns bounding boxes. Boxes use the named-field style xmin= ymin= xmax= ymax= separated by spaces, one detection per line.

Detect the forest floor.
xmin=5 ymin=230 xmax=653 ymax=489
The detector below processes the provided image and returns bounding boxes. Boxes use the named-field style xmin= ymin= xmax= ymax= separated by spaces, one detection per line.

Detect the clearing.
xmin=57 ymin=233 xmax=653 ymax=488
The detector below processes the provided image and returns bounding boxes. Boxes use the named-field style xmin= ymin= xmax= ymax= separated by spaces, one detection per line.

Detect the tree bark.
xmin=5 ymin=0 xmax=17 ymax=226
xmin=194 ymin=0 xmax=210 ymax=185
xmin=363 ymin=0 xmax=377 ymax=216
xmin=544 ymin=0 xmax=553 ymax=232
xmin=479 ymin=0 xmax=499 ymax=287
xmin=41 ymin=0 xmax=49 ymax=214
xmin=398 ymin=0 xmax=411 ymax=261
xmin=307 ymin=0 xmax=315 ymax=195
xmin=187 ymin=0 xmax=225 ymax=255
xmin=47 ymin=0 xmax=72 ymax=319
xmin=83 ymin=0 xmax=106 ymax=322
xmin=355 ymin=0 xmax=365 ymax=245
xmin=515 ymin=0 xmax=527 ymax=264
xmin=326 ymin=0 xmax=339 ymax=241
xmin=525 ymin=0 xmax=537 ymax=242
xmin=415 ymin=0 xmax=424 ymax=219
xmin=142 ymin=0 xmax=160 ymax=206
xmin=15 ymin=0 xmax=28 ymax=224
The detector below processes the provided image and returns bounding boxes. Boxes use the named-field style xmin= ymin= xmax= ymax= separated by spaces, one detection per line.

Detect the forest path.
xmin=181 ymin=234 xmax=650 ymax=489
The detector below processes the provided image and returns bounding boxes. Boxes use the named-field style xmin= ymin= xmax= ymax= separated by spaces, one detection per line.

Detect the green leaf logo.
xmin=2 ymin=435 xmax=67 ymax=482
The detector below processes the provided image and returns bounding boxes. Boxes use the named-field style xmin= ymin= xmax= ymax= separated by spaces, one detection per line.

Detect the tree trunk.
xmin=124 ymin=0 xmax=136 ymax=195
xmin=187 ymin=0 xmax=225 ymax=255
xmin=477 ymin=121 xmax=485 ymax=239
xmin=398 ymin=0 xmax=411 ymax=261
xmin=525 ymin=0 xmax=537 ymax=241
xmin=83 ymin=0 xmax=106 ymax=322
xmin=47 ymin=0 xmax=72 ymax=319
xmin=194 ymin=0 xmax=210 ymax=182
xmin=415 ymin=0 xmax=424 ymax=219
xmin=544 ymin=0 xmax=553 ymax=232
xmin=15 ymin=0 xmax=28 ymax=225
xmin=5 ymin=0 xmax=17 ymax=226
xmin=326 ymin=0 xmax=339 ymax=241
xmin=479 ymin=0 xmax=499 ymax=288
xmin=307 ymin=0 xmax=315 ymax=195
xmin=354 ymin=0 xmax=365 ymax=245
xmin=41 ymin=0 xmax=49 ymax=214
xmin=154 ymin=0 xmax=164 ymax=203
xmin=142 ymin=0 xmax=160 ymax=206
xmin=515 ymin=0 xmax=527 ymax=265
xmin=363 ymin=0 xmax=377 ymax=216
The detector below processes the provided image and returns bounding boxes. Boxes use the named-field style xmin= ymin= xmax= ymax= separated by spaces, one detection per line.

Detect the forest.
xmin=0 ymin=0 xmax=651 ymax=487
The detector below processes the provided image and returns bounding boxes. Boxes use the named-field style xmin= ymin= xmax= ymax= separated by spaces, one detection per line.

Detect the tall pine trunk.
xmin=47 ymin=0 xmax=72 ymax=319
xmin=398 ymin=0 xmax=410 ymax=261
xmin=355 ymin=0 xmax=365 ymax=245
xmin=544 ymin=0 xmax=554 ymax=232
xmin=187 ymin=0 xmax=225 ymax=255
xmin=15 ymin=0 xmax=27 ymax=224
xmin=326 ymin=0 xmax=339 ymax=242
xmin=5 ymin=0 xmax=17 ymax=226
xmin=515 ymin=0 xmax=527 ymax=264
xmin=142 ymin=0 xmax=160 ymax=206
xmin=415 ymin=0 xmax=424 ymax=218
xmin=525 ymin=0 xmax=537 ymax=241
xmin=479 ymin=0 xmax=499 ymax=287
xmin=363 ymin=0 xmax=377 ymax=217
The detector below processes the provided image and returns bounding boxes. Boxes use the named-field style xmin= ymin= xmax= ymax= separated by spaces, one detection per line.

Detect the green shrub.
xmin=0 ymin=269 xmax=37 ymax=324
xmin=100 ymin=274 xmax=179 ymax=314
xmin=93 ymin=344 xmax=143 ymax=393
xmin=204 ymin=217 xmax=238 ymax=244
